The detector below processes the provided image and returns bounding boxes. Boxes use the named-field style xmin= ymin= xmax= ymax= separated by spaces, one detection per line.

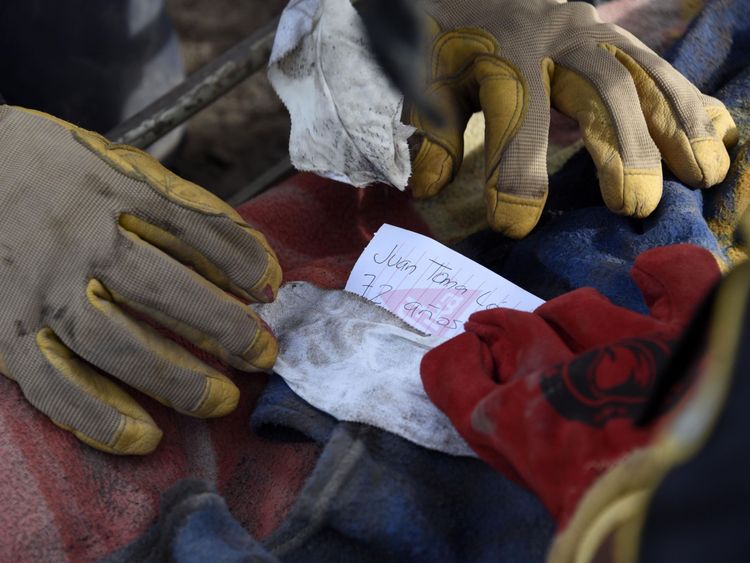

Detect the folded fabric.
xmin=253 ymin=281 xmax=475 ymax=457
xmin=421 ymin=244 xmax=720 ymax=526
xmin=109 ymin=375 xmax=554 ymax=562
xmin=105 ymin=479 xmax=279 ymax=563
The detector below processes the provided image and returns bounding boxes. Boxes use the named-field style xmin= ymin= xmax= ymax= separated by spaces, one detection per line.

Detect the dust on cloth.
xmin=268 ymin=0 xmax=414 ymax=188
xmin=253 ymin=281 xmax=475 ymax=457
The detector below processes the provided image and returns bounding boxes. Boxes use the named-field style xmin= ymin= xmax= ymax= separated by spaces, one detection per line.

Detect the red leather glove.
xmin=421 ymin=244 xmax=720 ymax=526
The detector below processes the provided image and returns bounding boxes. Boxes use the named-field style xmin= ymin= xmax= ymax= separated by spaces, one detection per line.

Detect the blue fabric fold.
xmin=253 ymin=376 xmax=553 ymax=563
xmin=105 ymin=479 xmax=278 ymax=563
xmin=108 ymin=376 xmax=554 ymax=562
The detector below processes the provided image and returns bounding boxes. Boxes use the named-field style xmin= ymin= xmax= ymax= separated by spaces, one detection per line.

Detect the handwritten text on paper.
xmin=345 ymin=224 xmax=544 ymax=340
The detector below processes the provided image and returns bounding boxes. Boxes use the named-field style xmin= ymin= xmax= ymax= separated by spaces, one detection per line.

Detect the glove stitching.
xmin=427 ymin=151 xmax=453 ymax=194
xmin=432 ymin=30 xmax=497 ymax=79
xmin=690 ymin=137 xmax=723 ymax=185
xmin=609 ymin=43 xmax=692 ymax=132
xmin=480 ymin=73 xmax=523 ymax=175
xmin=494 ymin=196 xmax=545 ymax=208
xmin=632 ymin=264 xmax=674 ymax=323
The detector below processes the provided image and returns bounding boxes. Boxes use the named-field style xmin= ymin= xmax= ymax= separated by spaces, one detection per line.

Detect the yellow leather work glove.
xmin=409 ymin=0 xmax=739 ymax=238
xmin=0 ymin=106 xmax=282 ymax=455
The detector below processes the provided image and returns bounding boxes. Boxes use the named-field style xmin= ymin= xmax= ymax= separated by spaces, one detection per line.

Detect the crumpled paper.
xmin=268 ymin=0 xmax=414 ymax=188
xmin=253 ymin=282 xmax=476 ymax=457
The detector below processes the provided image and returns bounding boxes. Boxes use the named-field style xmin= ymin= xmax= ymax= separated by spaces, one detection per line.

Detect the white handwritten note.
xmin=345 ymin=224 xmax=544 ymax=340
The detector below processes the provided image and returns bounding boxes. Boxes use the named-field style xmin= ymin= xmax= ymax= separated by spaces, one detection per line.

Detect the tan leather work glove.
xmin=409 ymin=0 xmax=739 ymax=238
xmin=0 ymin=106 xmax=282 ymax=455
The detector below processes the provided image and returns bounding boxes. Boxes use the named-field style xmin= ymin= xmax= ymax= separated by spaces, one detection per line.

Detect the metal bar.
xmin=226 ymin=155 xmax=294 ymax=206
xmin=106 ymin=17 xmax=279 ymax=148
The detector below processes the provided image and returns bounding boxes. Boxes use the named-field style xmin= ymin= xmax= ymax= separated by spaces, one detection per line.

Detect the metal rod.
xmin=226 ymin=155 xmax=295 ymax=206
xmin=106 ymin=17 xmax=279 ymax=148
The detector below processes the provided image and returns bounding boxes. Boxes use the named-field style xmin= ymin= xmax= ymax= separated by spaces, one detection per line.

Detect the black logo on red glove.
xmin=539 ymin=337 xmax=677 ymax=427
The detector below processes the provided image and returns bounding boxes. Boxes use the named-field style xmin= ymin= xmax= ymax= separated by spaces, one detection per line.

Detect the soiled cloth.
xmin=254 ymin=282 xmax=475 ymax=457
xmin=268 ymin=0 xmax=721 ymax=246
xmin=268 ymin=0 xmax=414 ymax=188
xmin=109 ymin=375 xmax=554 ymax=562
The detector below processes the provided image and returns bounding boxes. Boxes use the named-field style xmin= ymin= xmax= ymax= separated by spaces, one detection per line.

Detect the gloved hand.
xmin=421 ymin=244 xmax=720 ymax=525
xmin=409 ymin=0 xmax=739 ymax=238
xmin=0 ymin=106 xmax=282 ymax=455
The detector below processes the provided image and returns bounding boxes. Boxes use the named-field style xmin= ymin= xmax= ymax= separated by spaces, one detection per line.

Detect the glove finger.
xmin=483 ymin=59 xmax=551 ymax=238
xmin=466 ymin=307 xmax=575 ymax=381
xmin=409 ymin=27 xmax=520 ymax=201
xmin=421 ymin=332 xmax=499 ymax=435
xmin=408 ymin=71 xmax=473 ymax=198
xmin=57 ymin=122 xmax=281 ymax=304
xmin=11 ymin=329 xmax=162 ymax=455
xmin=6 ymin=110 xmax=281 ymax=302
xmin=103 ymin=229 xmax=278 ymax=371
xmin=421 ymin=319 xmax=565 ymax=485
xmin=56 ymin=280 xmax=241 ymax=419
xmin=536 ymin=288 xmax=665 ymax=352
xmin=699 ymin=92 xmax=740 ymax=148
xmin=602 ymin=40 xmax=736 ymax=187
xmin=421 ymin=331 xmax=527 ymax=482
xmin=629 ymin=244 xmax=721 ymax=326
xmin=538 ymin=246 xmax=721 ymax=347
xmin=118 ymin=211 xmax=281 ymax=305
xmin=476 ymin=56 xmax=535 ymax=238
xmin=554 ymin=47 xmax=663 ymax=218
xmin=9 ymin=109 xmax=282 ymax=303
